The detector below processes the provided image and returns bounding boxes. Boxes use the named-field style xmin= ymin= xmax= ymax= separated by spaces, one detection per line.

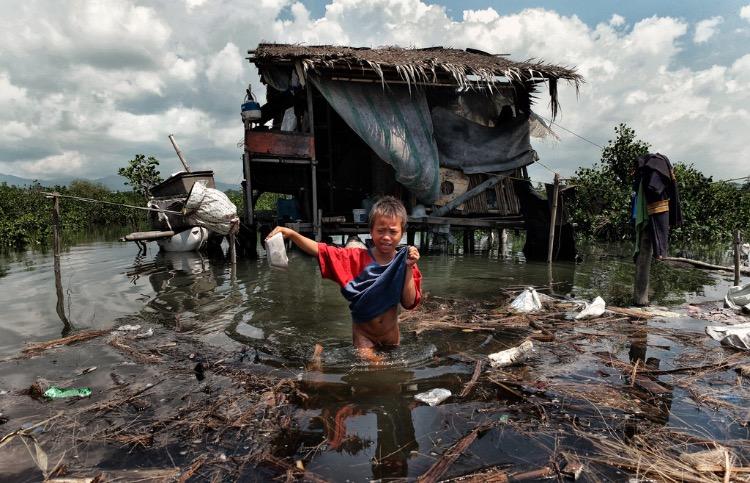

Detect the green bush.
xmin=0 ymin=181 xmax=146 ymax=249
xmin=570 ymin=124 xmax=749 ymax=244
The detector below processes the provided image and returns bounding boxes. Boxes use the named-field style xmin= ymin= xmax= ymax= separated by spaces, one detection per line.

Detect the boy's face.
xmin=370 ymin=215 xmax=403 ymax=257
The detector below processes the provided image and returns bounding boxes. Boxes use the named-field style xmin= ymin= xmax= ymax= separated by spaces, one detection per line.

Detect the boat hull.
xmin=157 ymin=227 xmax=209 ymax=252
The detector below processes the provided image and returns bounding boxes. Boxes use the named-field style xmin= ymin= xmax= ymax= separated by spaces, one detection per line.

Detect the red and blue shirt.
xmin=317 ymin=243 xmax=422 ymax=321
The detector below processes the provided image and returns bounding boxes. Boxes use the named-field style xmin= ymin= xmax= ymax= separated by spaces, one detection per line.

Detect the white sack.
xmin=183 ymin=181 xmax=238 ymax=235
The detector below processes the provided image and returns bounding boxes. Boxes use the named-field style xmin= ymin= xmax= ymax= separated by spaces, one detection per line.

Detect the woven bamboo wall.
xmin=464 ymin=171 xmax=522 ymax=215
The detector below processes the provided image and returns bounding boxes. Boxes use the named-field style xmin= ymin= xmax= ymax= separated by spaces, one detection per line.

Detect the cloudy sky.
xmin=1 ymin=0 xmax=749 ymax=185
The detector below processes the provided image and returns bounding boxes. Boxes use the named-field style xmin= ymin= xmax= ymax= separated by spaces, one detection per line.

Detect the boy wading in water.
xmin=266 ymin=196 xmax=422 ymax=363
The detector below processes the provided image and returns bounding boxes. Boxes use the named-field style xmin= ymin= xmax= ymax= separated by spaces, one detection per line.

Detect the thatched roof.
xmin=249 ymin=43 xmax=583 ymax=117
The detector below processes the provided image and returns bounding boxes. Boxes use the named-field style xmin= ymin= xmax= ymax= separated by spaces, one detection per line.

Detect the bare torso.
xmin=352 ymin=306 xmax=400 ymax=348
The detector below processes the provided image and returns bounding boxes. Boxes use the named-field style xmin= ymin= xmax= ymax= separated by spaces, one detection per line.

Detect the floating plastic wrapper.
xmin=44 ymin=386 xmax=92 ymax=399
xmin=575 ymin=296 xmax=606 ymax=320
xmin=414 ymin=388 xmax=451 ymax=406
xmin=265 ymin=232 xmax=289 ymax=269
xmin=488 ymin=340 xmax=534 ymax=368
xmin=725 ymin=283 xmax=750 ymax=313
xmin=509 ymin=287 xmax=542 ymax=313
xmin=706 ymin=321 xmax=750 ymax=350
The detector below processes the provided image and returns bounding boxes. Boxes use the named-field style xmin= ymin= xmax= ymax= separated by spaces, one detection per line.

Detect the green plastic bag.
xmin=43 ymin=386 xmax=92 ymax=399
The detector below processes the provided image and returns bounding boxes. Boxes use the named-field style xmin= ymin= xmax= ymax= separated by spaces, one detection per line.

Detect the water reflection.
xmin=300 ymin=368 xmax=419 ymax=479
xmin=127 ymin=251 xmax=241 ymax=333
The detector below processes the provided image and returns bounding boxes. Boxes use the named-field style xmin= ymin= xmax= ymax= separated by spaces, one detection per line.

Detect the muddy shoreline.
xmin=2 ymin=292 xmax=750 ymax=482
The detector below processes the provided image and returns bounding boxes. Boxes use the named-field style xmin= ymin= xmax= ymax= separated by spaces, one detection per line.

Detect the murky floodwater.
xmin=1 ymin=235 xmax=748 ymax=480
xmin=0 ymin=237 xmax=737 ymax=359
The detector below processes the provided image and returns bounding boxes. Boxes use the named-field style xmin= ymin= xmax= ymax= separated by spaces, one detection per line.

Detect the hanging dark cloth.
xmin=633 ymin=153 xmax=683 ymax=259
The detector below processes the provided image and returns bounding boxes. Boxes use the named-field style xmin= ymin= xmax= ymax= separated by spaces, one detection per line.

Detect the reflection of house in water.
xmin=240 ymin=44 xmax=582 ymax=260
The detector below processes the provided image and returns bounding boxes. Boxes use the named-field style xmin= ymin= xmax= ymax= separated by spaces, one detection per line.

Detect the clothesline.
xmin=41 ymin=192 xmax=183 ymax=215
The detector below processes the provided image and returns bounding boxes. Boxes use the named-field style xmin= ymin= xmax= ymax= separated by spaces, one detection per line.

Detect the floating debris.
xmin=488 ymin=340 xmax=534 ymax=368
xmin=43 ymin=386 xmax=92 ymax=399
xmin=414 ymin=388 xmax=451 ymax=406
xmin=509 ymin=287 xmax=542 ymax=313
xmin=575 ymin=296 xmax=606 ymax=319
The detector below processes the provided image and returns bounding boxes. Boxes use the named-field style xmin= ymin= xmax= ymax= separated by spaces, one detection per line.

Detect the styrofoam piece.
xmin=488 ymin=340 xmax=534 ymax=368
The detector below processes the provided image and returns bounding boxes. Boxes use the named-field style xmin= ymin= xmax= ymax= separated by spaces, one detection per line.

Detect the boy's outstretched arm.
xmin=401 ymin=246 xmax=420 ymax=307
xmin=266 ymin=226 xmax=319 ymax=256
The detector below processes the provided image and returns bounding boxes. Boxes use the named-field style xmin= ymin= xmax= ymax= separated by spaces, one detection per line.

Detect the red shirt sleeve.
xmin=317 ymin=242 xmax=372 ymax=287
xmin=402 ymin=264 xmax=422 ymax=310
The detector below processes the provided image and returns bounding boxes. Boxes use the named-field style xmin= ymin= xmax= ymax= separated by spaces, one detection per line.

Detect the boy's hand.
xmin=406 ymin=245 xmax=420 ymax=266
xmin=266 ymin=226 xmax=295 ymax=241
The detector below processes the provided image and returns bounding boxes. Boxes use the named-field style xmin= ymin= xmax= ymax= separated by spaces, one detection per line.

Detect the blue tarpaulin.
xmin=311 ymin=77 xmax=441 ymax=204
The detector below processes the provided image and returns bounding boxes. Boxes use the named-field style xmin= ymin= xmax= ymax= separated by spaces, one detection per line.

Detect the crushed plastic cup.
xmin=43 ymin=386 xmax=92 ymax=399
xmin=414 ymin=388 xmax=451 ymax=406
xmin=488 ymin=340 xmax=534 ymax=368
xmin=265 ymin=232 xmax=289 ymax=269
xmin=509 ymin=288 xmax=542 ymax=313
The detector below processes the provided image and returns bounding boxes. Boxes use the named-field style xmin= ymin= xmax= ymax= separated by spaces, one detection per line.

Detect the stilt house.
xmin=242 ymin=43 xmax=581 ymax=257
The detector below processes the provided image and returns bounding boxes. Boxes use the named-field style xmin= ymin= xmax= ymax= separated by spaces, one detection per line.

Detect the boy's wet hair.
xmin=368 ymin=196 xmax=408 ymax=230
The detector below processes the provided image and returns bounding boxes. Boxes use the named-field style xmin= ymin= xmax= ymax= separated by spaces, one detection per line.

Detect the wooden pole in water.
xmin=634 ymin=229 xmax=652 ymax=306
xmin=547 ymin=173 xmax=560 ymax=263
xmin=49 ymin=193 xmax=72 ymax=335
xmin=229 ymin=232 xmax=237 ymax=266
xmin=735 ymin=229 xmax=742 ymax=286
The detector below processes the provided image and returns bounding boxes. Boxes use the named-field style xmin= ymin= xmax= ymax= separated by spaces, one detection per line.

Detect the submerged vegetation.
xmin=570 ymin=123 xmax=750 ymax=244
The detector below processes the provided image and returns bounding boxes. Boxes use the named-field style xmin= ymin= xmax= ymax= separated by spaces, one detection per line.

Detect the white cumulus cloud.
xmin=206 ymin=43 xmax=244 ymax=84
xmin=694 ymin=16 xmax=723 ymax=43
xmin=0 ymin=0 xmax=745 ymax=185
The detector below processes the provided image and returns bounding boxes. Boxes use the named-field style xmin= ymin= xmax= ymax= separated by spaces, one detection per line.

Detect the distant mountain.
xmin=0 ymin=172 xmax=238 ymax=192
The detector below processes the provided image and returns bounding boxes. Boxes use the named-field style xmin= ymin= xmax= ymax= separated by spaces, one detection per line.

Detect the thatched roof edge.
xmin=250 ymin=43 xmax=582 ymax=117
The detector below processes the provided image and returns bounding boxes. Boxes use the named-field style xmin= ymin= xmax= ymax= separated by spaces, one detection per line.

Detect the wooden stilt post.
xmin=634 ymin=228 xmax=653 ymax=306
xmin=49 ymin=193 xmax=72 ymax=336
xmin=242 ymin=153 xmax=253 ymax=226
xmin=407 ymin=229 xmax=415 ymax=247
xmin=306 ymin=83 xmax=320 ymax=241
xmin=547 ymin=173 xmax=560 ymax=263
xmin=229 ymin=232 xmax=237 ymax=266
xmin=463 ymin=229 xmax=469 ymax=255
xmin=735 ymin=230 xmax=742 ymax=286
